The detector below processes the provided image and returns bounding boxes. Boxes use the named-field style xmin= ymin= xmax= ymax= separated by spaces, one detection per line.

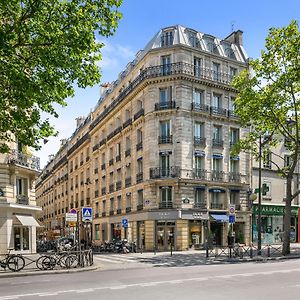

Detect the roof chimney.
xmin=224 ymin=30 xmax=243 ymax=46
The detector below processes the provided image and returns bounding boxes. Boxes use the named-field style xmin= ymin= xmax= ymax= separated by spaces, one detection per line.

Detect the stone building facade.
xmin=36 ymin=25 xmax=251 ymax=250
xmin=0 ymin=139 xmax=41 ymax=253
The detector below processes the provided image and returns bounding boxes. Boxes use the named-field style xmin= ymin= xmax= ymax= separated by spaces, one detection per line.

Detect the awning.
xmin=16 ymin=215 xmax=40 ymax=227
xmin=210 ymin=214 xmax=228 ymax=223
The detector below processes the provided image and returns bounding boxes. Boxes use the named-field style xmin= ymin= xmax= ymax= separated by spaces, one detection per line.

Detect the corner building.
xmin=37 ymin=25 xmax=250 ymax=250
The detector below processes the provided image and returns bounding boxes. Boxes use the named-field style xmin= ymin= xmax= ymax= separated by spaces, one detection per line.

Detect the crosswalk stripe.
xmin=93 ymin=255 xmax=136 ymax=263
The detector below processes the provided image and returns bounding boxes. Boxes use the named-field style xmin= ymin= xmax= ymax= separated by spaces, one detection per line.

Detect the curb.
xmin=217 ymin=255 xmax=300 ymax=263
xmin=0 ymin=265 xmax=100 ymax=279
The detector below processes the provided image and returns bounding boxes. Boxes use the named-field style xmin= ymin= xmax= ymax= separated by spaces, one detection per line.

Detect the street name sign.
xmin=66 ymin=213 xmax=77 ymax=222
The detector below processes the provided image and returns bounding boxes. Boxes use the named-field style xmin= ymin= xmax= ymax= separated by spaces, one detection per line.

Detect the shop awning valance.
xmin=16 ymin=215 xmax=40 ymax=227
xmin=210 ymin=214 xmax=228 ymax=223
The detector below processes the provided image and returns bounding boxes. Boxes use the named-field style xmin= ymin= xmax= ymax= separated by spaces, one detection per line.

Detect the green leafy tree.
xmin=0 ymin=0 xmax=122 ymax=152
xmin=232 ymin=20 xmax=300 ymax=255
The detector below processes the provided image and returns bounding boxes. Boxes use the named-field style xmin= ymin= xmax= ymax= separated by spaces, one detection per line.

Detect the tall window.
xmin=193 ymin=89 xmax=203 ymax=105
xmin=137 ymin=189 xmax=143 ymax=205
xmin=159 ymin=87 xmax=172 ymax=104
xmin=160 ymin=153 xmax=170 ymax=176
xmin=230 ymin=128 xmax=239 ymax=146
xmin=161 ymin=31 xmax=173 ymax=47
xmin=194 ymin=57 xmax=202 ymax=77
xmin=263 ymin=152 xmax=272 ymax=169
xmin=194 ymin=122 xmax=204 ymax=138
xmin=189 ymin=32 xmax=200 ymax=48
xmin=230 ymin=159 xmax=239 ymax=173
xmin=195 ymin=189 xmax=205 ymax=207
xmin=117 ymin=196 xmax=122 ymax=210
xmin=213 ymin=126 xmax=222 ymax=141
xmin=160 ymin=120 xmax=171 ymax=137
xmin=161 ymin=55 xmax=171 ymax=75
xmin=230 ymin=191 xmax=239 ymax=205
xmin=212 ymin=157 xmax=222 ymax=172
xmin=110 ymin=198 xmax=114 ymax=211
xmin=126 ymin=193 xmax=131 ymax=208
xmin=212 ymin=62 xmax=220 ymax=81
xmin=195 ymin=156 xmax=204 ymax=170
xmin=161 ymin=187 xmax=172 ymax=204
xmin=230 ymin=67 xmax=237 ymax=79
xmin=16 ymin=177 xmax=28 ymax=197
xmin=212 ymin=94 xmax=221 ymax=108
xmin=137 ymin=129 xmax=143 ymax=143
xmin=137 ymin=159 xmax=143 ymax=173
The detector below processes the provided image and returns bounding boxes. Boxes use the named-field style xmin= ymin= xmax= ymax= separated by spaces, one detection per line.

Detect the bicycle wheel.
xmin=64 ymin=254 xmax=78 ymax=269
xmin=41 ymin=256 xmax=56 ymax=270
xmin=7 ymin=255 xmax=25 ymax=272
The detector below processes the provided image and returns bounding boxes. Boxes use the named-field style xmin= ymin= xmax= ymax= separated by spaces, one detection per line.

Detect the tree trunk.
xmin=282 ymin=178 xmax=292 ymax=255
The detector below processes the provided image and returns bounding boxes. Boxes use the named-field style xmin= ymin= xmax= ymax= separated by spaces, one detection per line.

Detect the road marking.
xmin=2 ymin=268 xmax=300 ymax=299
xmin=94 ymin=255 xmax=136 ymax=263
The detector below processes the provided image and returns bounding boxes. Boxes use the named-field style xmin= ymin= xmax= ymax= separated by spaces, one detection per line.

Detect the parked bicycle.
xmin=0 ymin=249 xmax=25 ymax=272
xmin=36 ymin=251 xmax=78 ymax=270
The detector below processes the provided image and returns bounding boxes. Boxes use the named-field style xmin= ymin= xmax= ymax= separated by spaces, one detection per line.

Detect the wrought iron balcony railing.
xmin=193 ymin=169 xmax=207 ymax=180
xmin=90 ymin=62 xmax=235 ymax=131
xmin=116 ymin=181 xmax=122 ymax=191
xmin=109 ymin=184 xmax=115 ymax=193
xmin=123 ymin=118 xmax=132 ymax=129
xmin=8 ymin=150 xmax=40 ymax=171
xmin=136 ymin=142 xmax=143 ymax=151
xmin=137 ymin=204 xmax=144 ymax=211
xmin=136 ymin=172 xmax=143 ymax=183
xmin=228 ymin=172 xmax=241 ymax=182
xmin=125 ymin=149 xmax=131 ymax=157
xmin=191 ymin=103 xmax=209 ymax=112
xmin=134 ymin=108 xmax=144 ymax=120
xmin=125 ymin=177 xmax=132 ymax=187
xmin=16 ymin=195 xmax=29 ymax=205
xmin=158 ymin=135 xmax=173 ymax=144
xmin=210 ymin=202 xmax=224 ymax=210
xmin=211 ymin=170 xmax=225 ymax=181
xmin=159 ymin=202 xmax=173 ymax=209
xmin=212 ymin=139 xmax=224 ymax=148
xmin=126 ymin=207 xmax=131 ymax=213
xmin=211 ymin=106 xmax=227 ymax=116
xmin=155 ymin=101 xmax=176 ymax=111
xmin=150 ymin=166 xmax=180 ymax=179
xmin=117 ymin=208 xmax=122 ymax=214
xmin=194 ymin=202 xmax=207 ymax=209
xmin=194 ymin=137 xmax=206 ymax=146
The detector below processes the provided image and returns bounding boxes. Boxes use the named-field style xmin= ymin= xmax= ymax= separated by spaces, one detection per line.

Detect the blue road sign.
xmin=228 ymin=215 xmax=235 ymax=224
xmin=82 ymin=207 xmax=93 ymax=222
xmin=121 ymin=218 xmax=128 ymax=228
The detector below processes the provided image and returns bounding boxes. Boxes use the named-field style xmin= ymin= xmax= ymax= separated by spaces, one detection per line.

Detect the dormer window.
xmin=225 ymin=47 xmax=236 ymax=59
xmin=204 ymin=36 xmax=219 ymax=54
xmin=188 ymin=32 xmax=200 ymax=48
xmin=161 ymin=30 xmax=173 ymax=47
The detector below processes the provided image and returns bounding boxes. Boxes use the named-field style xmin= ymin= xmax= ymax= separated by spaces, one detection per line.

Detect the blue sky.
xmin=36 ymin=0 xmax=300 ymax=168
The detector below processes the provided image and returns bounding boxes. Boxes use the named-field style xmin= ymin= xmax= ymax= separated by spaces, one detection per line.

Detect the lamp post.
xmin=258 ymin=135 xmax=262 ymax=255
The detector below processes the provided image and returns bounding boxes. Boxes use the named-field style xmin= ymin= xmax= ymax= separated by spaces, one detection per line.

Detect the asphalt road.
xmin=1 ymin=258 xmax=300 ymax=300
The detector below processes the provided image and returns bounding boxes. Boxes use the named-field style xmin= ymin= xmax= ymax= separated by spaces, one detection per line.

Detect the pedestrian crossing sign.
xmin=82 ymin=207 xmax=93 ymax=222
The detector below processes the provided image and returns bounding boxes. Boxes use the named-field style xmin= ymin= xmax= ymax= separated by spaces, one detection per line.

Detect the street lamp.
xmin=257 ymin=135 xmax=262 ymax=255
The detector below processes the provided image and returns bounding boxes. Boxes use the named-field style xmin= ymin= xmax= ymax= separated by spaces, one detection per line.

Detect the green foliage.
xmin=232 ymin=20 xmax=300 ymax=178
xmin=0 ymin=0 xmax=122 ymax=151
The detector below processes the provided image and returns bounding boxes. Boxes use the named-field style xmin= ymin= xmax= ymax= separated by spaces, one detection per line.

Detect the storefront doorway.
xmin=137 ymin=221 xmax=145 ymax=250
xmin=210 ymin=223 xmax=223 ymax=246
xmin=14 ymin=227 xmax=30 ymax=251
xmin=189 ymin=220 xmax=202 ymax=248
xmin=156 ymin=221 xmax=175 ymax=251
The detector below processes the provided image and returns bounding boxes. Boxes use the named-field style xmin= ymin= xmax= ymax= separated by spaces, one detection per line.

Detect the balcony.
xmin=90 ymin=62 xmax=234 ymax=132
xmin=126 ymin=207 xmax=131 ymax=213
xmin=194 ymin=202 xmax=207 ymax=209
xmin=116 ymin=155 xmax=121 ymax=162
xmin=114 ymin=126 xmax=122 ymax=136
xmin=194 ymin=137 xmax=206 ymax=146
xmin=117 ymin=208 xmax=122 ymax=214
xmin=109 ymin=210 xmax=114 ymax=216
xmin=211 ymin=170 xmax=225 ymax=181
xmin=137 ymin=204 xmax=144 ymax=211
xmin=8 ymin=150 xmax=40 ymax=171
xmin=94 ymin=190 xmax=99 ymax=198
xmin=211 ymin=106 xmax=227 ymax=117
xmin=102 ymin=212 xmax=106 ymax=217
xmin=109 ymin=184 xmax=115 ymax=193
xmin=95 ymin=213 xmax=99 ymax=218
xmin=210 ymin=202 xmax=224 ymax=210
xmin=191 ymin=103 xmax=209 ymax=113
xmin=136 ymin=142 xmax=143 ymax=151
xmin=16 ymin=195 xmax=29 ymax=205
xmin=80 ymin=161 xmax=83 ymax=166
xmin=109 ymin=159 xmax=114 ymax=166
xmin=94 ymin=168 xmax=98 ymax=174
xmin=155 ymin=101 xmax=176 ymax=111
xmin=159 ymin=202 xmax=173 ymax=209
xmin=125 ymin=149 xmax=131 ymax=157
xmin=134 ymin=108 xmax=144 ymax=120
xmin=107 ymin=131 xmax=115 ymax=141
xmin=123 ymin=118 xmax=132 ymax=129
xmin=101 ymin=163 xmax=106 ymax=170
xmin=125 ymin=177 xmax=132 ymax=188
xmin=99 ymin=138 xmax=106 ymax=147
xmin=228 ymin=110 xmax=238 ymax=119
xmin=158 ymin=135 xmax=173 ymax=144
xmin=150 ymin=167 xmax=180 ymax=179
xmin=193 ymin=169 xmax=207 ymax=180
xmin=136 ymin=172 xmax=143 ymax=183
xmin=212 ymin=139 xmax=224 ymax=148
xmin=101 ymin=187 xmax=106 ymax=195
xmin=228 ymin=172 xmax=241 ymax=183
xmin=116 ymin=181 xmax=122 ymax=191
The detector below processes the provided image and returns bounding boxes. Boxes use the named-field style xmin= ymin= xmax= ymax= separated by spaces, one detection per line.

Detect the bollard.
xmin=250 ymin=247 xmax=253 ymax=258
xmin=267 ymin=245 xmax=270 ymax=257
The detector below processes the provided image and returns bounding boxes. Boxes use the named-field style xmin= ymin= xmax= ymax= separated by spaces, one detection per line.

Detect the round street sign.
xmin=229 ymin=205 xmax=235 ymax=215
xmin=70 ymin=208 xmax=77 ymax=214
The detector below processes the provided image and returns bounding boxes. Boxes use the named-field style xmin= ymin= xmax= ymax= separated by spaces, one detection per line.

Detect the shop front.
xmin=252 ymin=204 xmax=299 ymax=244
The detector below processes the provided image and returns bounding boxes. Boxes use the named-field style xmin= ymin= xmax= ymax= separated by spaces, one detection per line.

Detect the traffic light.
xmin=262 ymin=183 xmax=269 ymax=196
